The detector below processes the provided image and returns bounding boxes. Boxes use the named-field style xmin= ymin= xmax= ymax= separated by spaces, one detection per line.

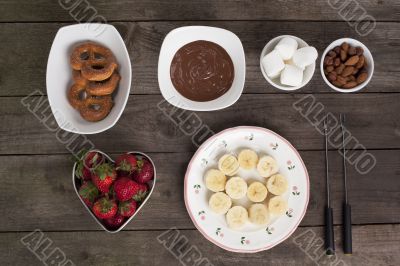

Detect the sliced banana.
xmin=225 ymin=177 xmax=248 ymax=199
xmin=238 ymin=149 xmax=259 ymax=170
xmin=209 ymin=192 xmax=232 ymax=214
xmin=226 ymin=206 xmax=248 ymax=229
xmin=205 ymin=169 xmax=227 ymax=192
xmin=248 ymin=203 xmax=269 ymax=225
xmin=267 ymin=174 xmax=288 ymax=195
xmin=247 ymin=181 xmax=268 ymax=202
xmin=268 ymin=196 xmax=288 ymax=216
xmin=257 ymin=155 xmax=279 ymax=177
xmin=218 ymin=154 xmax=240 ymax=176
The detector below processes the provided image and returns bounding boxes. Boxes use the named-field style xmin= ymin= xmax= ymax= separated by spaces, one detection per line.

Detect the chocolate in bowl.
xmin=170 ymin=40 xmax=234 ymax=102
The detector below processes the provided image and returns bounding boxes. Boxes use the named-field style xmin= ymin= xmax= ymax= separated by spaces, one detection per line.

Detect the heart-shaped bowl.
xmin=72 ymin=150 xmax=156 ymax=233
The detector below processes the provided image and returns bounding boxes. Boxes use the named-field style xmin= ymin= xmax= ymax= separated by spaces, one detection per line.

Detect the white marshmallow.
xmin=261 ymin=50 xmax=285 ymax=79
xmin=292 ymin=46 xmax=318 ymax=69
xmin=280 ymin=64 xmax=303 ymax=87
xmin=274 ymin=37 xmax=298 ymax=60
xmin=285 ymin=58 xmax=304 ymax=70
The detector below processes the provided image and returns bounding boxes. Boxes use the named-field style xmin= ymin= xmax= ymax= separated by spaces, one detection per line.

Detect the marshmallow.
xmin=285 ymin=58 xmax=304 ymax=70
xmin=261 ymin=50 xmax=285 ymax=79
xmin=293 ymin=46 xmax=318 ymax=69
xmin=280 ymin=64 xmax=303 ymax=87
xmin=274 ymin=37 xmax=298 ymax=60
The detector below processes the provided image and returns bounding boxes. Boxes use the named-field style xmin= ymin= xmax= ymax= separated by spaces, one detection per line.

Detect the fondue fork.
xmin=324 ymin=118 xmax=335 ymax=255
xmin=340 ymin=114 xmax=352 ymax=255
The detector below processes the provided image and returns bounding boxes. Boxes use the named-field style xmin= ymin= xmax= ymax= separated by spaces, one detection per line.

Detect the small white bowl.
xmin=260 ymin=35 xmax=316 ymax=91
xmin=158 ymin=26 xmax=246 ymax=111
xmin=320 ymin=38 xmax=374 ymax=93
xmin=46 ymin=24 xmax=132 ymax=134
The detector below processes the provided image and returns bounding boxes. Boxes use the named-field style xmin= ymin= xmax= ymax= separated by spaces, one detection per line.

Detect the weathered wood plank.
xmin=0 ymin=0 xmax=399 ymax=22
xmin=0 ymin=94 xmax=398 ymax=155
xmin=1 ymin=225 xmax=399 ymax=265
xmin=0 ymin=151 xmax=398 ymax=231
xmin=0 ymin=21 xmax=399 ymax=96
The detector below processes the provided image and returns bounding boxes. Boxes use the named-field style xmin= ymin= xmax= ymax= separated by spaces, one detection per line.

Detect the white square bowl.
xmin=158 ymin=26 xmax=246 ymax=111
xmin=46 ymin=24 xmax=132 ymax=134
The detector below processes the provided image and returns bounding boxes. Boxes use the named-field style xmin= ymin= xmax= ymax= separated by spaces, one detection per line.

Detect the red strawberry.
xmin=78 ymin=181 xmax=99 ymax=207
xmin=132 ymin=158 xmax=154 ymax=184
xmin=119 ymin=200 xmax=137 ymax=217
xmin=132 ymin=183 xmax=149 ymax=202
xmin=114 ymin=177 xmax=139 ymax=201
xmin=115 ymin=153 xmax=137 ymax=174
xmin=104 ymin=213 xmax=125 ymax=229
xmin=92 ymin=197 xmax=117 ymax=219
xmin=84 ymin=151 xmax=104 ymax=169
xmin=91 ymin=162 xmax=116 ymax=193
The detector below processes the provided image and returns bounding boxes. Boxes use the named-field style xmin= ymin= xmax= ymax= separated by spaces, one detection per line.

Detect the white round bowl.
xmin=260 ymin=35 xmax=316 ymax=91
xmin=320 ymin=38 xmax=374 ymax=93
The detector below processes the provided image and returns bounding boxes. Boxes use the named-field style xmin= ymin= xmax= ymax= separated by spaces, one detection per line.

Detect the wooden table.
xmin=1 ymin=1 xmax=399 ymax=265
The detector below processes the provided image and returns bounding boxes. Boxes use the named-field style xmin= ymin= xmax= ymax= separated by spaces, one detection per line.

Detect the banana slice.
xmin=248 ymin=203 xmax=269 ymax=225
xmin=225 ymin=177 xmax=248 ymax=199
xmin=268 ymin=196 xmax=288 ymax=216
xmin=209 ymin=192 xmax=232 ymax=214
xmin=238 ymin=149 xmax=259 ymax=170
xmin=257 ymin=156 xmax=279 ymax=177
xmin=218 ymin=154 xmax=240 ymax=176
xmin=247 ymin=181 xmax=268 ymax=202
xmin=266 ymin=174 xmax=288 ymax=195
xmin=205 ymin=169 xmax=227 ymax=192
xmin=226 ymin=206 xmax=248 ymax=229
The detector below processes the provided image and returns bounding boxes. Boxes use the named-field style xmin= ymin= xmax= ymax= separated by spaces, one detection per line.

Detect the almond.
xmin=356 ymin=47 xmax=364 ymax=56
xmin=356 ymin=72 xmax=368 ymax=84
xmin=348 ymin=46 xmax=356 ymax=56
xmin=334 ymin=46 xmax=341 ymax=54
xmin=356 ymin=55 xmax=365 ymax=69
xmin=326 ymin=65 xmax=334 ymax=72
xmin=344 ymin=55 xmax=359 ymax=66
xmin=335 ymin=64 xmax=345 ymax=75
xmin=336 ymin=75 xmax=347 ymax=85
xmin=340 ymin=49 xmax=347 ymax=61
xmin=342 ymin=66 xmax=355 ymax=77
xmin=352 ymin=68 xmax=359 ymax=75
xmin=328 ymin=50 xmax=337 ymax=57
xmin=341 ymin=42 xmax=349 ymax=52
xmin=332 ymin=80 xmax=343 ymax=88
xmin=343 ymin=81 xmax=358 ymax=89
xmin=328 ymin=72 xmax=337 ymax=81
xmin=334 ymin=58 xmax=341 ymax=67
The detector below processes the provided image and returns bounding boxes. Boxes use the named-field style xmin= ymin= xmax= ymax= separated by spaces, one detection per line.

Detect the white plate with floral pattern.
xmin=184 ymin=126 xmax=309 ymax=253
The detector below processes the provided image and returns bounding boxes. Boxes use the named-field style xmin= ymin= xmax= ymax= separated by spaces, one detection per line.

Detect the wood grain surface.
xmin=0 ymin=0 xmax=399 ymax=265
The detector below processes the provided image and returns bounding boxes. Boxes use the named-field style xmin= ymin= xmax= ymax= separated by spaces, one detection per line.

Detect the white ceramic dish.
xmin=46 ymin=24 xmax=132 ymax=134
xmin=184 ymin=126 xmax=309 ymax=252
xmin=72 ymin=150 xmax=156 ymax=233
xmin=320 ymin=38 xmax=374 ymax=93
xmin=158 ymin=26 xmax=246 ymax=111
xmin=260 ymin=35 xmax=316 ymax=91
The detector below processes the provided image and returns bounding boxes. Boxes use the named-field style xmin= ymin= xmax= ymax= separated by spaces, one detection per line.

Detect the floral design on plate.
xmin=286 ymin=208 xmax=293 ymax=218
xmin=245 ymin=133 xmax=254 ymax=141
xmin=215 ymin=227 xmax=224 ymax=238
xmin=198 ymin=210 xmax=206 ymax=220
xmin=287 ymin=160 xmax=295 ymax=170
xmin=241 ymin=236 xmax=250 ymax=245
xmin=292 ymin=186 xmax=300 ymax=195
xmin=266 ymin=227 xmax=274 ymax=235
xmin=194 ymin=184 xmax=201 ymax=194
xmin=270 ymin=142 xmax=279 ymax=150
xmin=200 ymin=158 xmax=208 ymax=168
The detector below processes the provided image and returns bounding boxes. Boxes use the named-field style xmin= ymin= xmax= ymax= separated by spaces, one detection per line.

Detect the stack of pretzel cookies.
xmin=68 ymin=42 xmax=120 ymax=122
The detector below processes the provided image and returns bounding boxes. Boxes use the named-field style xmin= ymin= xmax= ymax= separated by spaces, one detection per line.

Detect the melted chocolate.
xmin=170 ymin=40 xmax=234 ymax=102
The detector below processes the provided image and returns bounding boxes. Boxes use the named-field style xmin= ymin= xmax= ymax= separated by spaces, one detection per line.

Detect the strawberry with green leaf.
xmin=132 ymin=183 xmax=149 ymax=202
xmin=114 ymin=177 xmax=140 ymax=202
xmin=92 ymin=197 xmax=117 ymax=219
xmin=78 ymin=181 xmax=99 ymax=207
xmin=115 ymin=153 xmax=137 ymax=175
xmin=119 ymin=200 xmax=137 ymax=217
xmin=132 ymin=157 xmax=154 ymax=184
xmin=91 ymin=162 xmax=117 ymax=193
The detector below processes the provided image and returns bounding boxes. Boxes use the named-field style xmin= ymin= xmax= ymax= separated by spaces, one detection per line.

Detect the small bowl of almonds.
xmin=320 ymin=38 xmax=374 ymax=93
